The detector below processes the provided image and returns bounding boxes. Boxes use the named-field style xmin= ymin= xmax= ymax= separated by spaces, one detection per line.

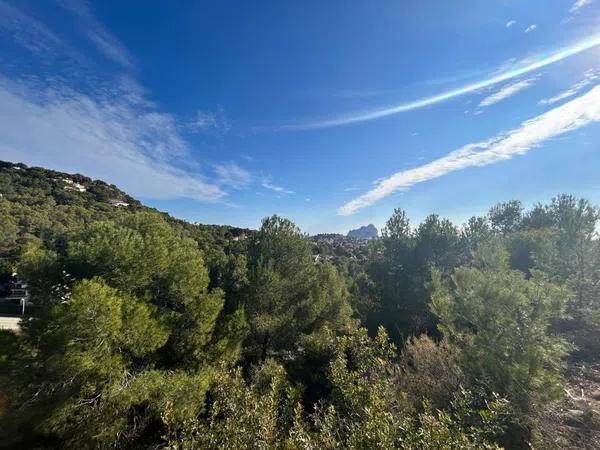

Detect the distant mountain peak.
xmin=347 ymin=224 xmax=378 ymax=240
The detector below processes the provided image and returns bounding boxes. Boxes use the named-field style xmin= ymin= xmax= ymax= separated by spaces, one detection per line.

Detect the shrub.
xmin=396 ymin=334 xmax=464 ymax=410
xmin=168 ymin=328 xmax=508 ymax=449
xmin=430 ymin=263 xmax=571 ymax=414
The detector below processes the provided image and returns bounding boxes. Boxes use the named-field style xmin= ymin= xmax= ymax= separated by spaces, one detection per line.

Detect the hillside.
xmin=0 ymin=160 xmax=369 ymax=273
xmin=0 ymin=160 xmax=251 ymax=261
xmin=1 ymin=161 xmax=600 ymax=449
xmin=0 ymin=160 xmax=254 ymax=309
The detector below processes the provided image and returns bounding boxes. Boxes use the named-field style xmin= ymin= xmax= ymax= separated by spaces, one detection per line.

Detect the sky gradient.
xmin=1 ymin=0 xmax=600 ymax=234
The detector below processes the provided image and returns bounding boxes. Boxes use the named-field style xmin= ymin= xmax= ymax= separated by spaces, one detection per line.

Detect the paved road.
xmin=0 ymin=316 xmax=21 ymax=331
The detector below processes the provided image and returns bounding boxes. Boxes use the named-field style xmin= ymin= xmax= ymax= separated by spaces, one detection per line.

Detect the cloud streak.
xmin=262 ymin=178 xmax=295 ymax=195
xmin=215 ymin=162 xmax=252 ymax=188
xmin=338 ymin=85 xmax=600 ymax=215
xmin=525 ymin=24 xmax=537 ymax=33
xmin=0 ymin=0 xmax=68 ymax=58
xmin=478 ymin=77 xmax=538 ymax=107
xmin=278 ymin=32 xmax=600 ymax=131
xmin=58 ymin=0 xmax=133 ymax=68
xmin=570 ymin=0 xmax=593 ymax=13
xmin=539 ymin=68 xmax=599 ymax=105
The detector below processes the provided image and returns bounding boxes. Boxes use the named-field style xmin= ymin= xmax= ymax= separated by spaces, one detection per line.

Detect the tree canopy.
xmin=1 ymin=162 xmax=599 ymax=449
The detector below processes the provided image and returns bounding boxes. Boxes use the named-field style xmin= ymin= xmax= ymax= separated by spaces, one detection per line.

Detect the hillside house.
xmin=62 ymin=178 xmax=87 ymax=192
xmin=109 ymin=199 xmax=129 ymax=207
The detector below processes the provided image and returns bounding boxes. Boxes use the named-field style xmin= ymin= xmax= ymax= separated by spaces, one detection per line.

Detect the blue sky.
xmin=1 ymin=0 xmax=600 ymax=234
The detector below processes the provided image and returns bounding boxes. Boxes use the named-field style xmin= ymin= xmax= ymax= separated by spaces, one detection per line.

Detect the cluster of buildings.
xmin=55 ymin=178 xmax=130 ymax=207
xmin=310 ymin=233 xmax=369 ymax=262
xmin=61 ymin=178 xmax=87 ymax=192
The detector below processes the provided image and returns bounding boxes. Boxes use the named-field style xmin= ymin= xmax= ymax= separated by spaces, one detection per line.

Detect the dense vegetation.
xmin=1 ymin=161 xmax=599 ymax=449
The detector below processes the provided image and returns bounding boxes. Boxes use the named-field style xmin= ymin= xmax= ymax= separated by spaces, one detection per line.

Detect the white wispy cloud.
xmin=57 ymin=0 xmax=133 ymax=68
xmin=338 ymin=85 xmax=600 ymax=215
xmin=506 ymin=20 xmax=517 ymax=28
xmin=478 ymin=77 xmax=538 ymax=108
xmin=539 ymin=69 xmax=599 ymax=105
xmin=570 ymin=0 xmax=593 ymax=13
xmin=525 ymin=24 xmax=537 ymax=33
xmin=0 ymin=76 xmax=225 ymax=201
xmin=215 ymin=162 xmax=252 ymax=188
xmin=187 ymin=107 xmax=230 ymax=133
xmin=275 ymin=32 xmax=600 ymax=130
xmin=262 ymin=178 xmax=295 ymax=195
xmin=0 ymin=0 xmax=69 ymax=58
xmin=0 ymin=2 xmax=246 ymax=203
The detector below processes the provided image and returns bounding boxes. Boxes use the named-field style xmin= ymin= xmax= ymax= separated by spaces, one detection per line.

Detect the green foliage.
xmin=489 ymin=200 xmax=523 ymax=234
xmin=0 ymin=213 xmax=246 ymax=448
xmin=166 ymin=361 xmax=298 ymax=449
xmin=505 ymin=195 xmax=600 ymax=359
xmin=168 ymin=329 xmax=507 ymax=450
xmin=346 ymin=270 xmax=377 ymax=322
xmin=430 ymin=261 xmax=571 ymax=412
xmin=506 ymin=228 xmax=557 ymax=275
xmin=0 ymin=162 xmax=141 ymax=262
xmin=366 ymin=211 xmax=463 ymax=342
xmin=244 ymin=215 xmax=352 ymax=364
xmin=3 ymin=163 xmax=600 ymax=448
xmin=300 ymin=329 xmax=507 ymax=450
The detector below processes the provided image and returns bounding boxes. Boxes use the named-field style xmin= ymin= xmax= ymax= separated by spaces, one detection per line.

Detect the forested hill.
xmin=1 ymin=160 xmax=600 ymax=449
xmin=0 ymin=160 xmax=252 ymax=265
xmin=0 ymin=160 xmax=142 ymax=208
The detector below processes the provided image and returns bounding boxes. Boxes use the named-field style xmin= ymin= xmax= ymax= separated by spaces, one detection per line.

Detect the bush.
xmin=168 ymin=328 xmax=508 ymax=449
xmin=396 ymin=334 xmax=464 ymax=410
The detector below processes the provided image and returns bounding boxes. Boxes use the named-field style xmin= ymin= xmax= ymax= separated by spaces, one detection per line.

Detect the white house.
xmin=62 ymin=178 xmax=87 ymax=192
xmin=109 ymin=199 xmax=129 ymax=207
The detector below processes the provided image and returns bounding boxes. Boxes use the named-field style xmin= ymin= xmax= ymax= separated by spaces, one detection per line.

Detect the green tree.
xmin=430 ymin=249 xmax=571 ymax=413
xmin=517 ymin=195 xmax=600 ymax=359
xmin=0 ymin=213 xmax=246 ymax=448
xmin=489 ymin=200 xmax=523 ymax=234
xmin=460 ymin=215 xmax=493 ymax=263
xmin=543 ymin=195 xmax=598 ymax=310
xmin=366 ymin=210 xmax=462 ymax=342
xmin=505 ymin=228 xmax=557 ymax=275
xmin=244 ymin=215 xmax=352 ymax=364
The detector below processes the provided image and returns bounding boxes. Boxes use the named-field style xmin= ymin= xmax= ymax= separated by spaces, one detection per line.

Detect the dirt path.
xmin=535 ymin=364 xmax=600 ymax=449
